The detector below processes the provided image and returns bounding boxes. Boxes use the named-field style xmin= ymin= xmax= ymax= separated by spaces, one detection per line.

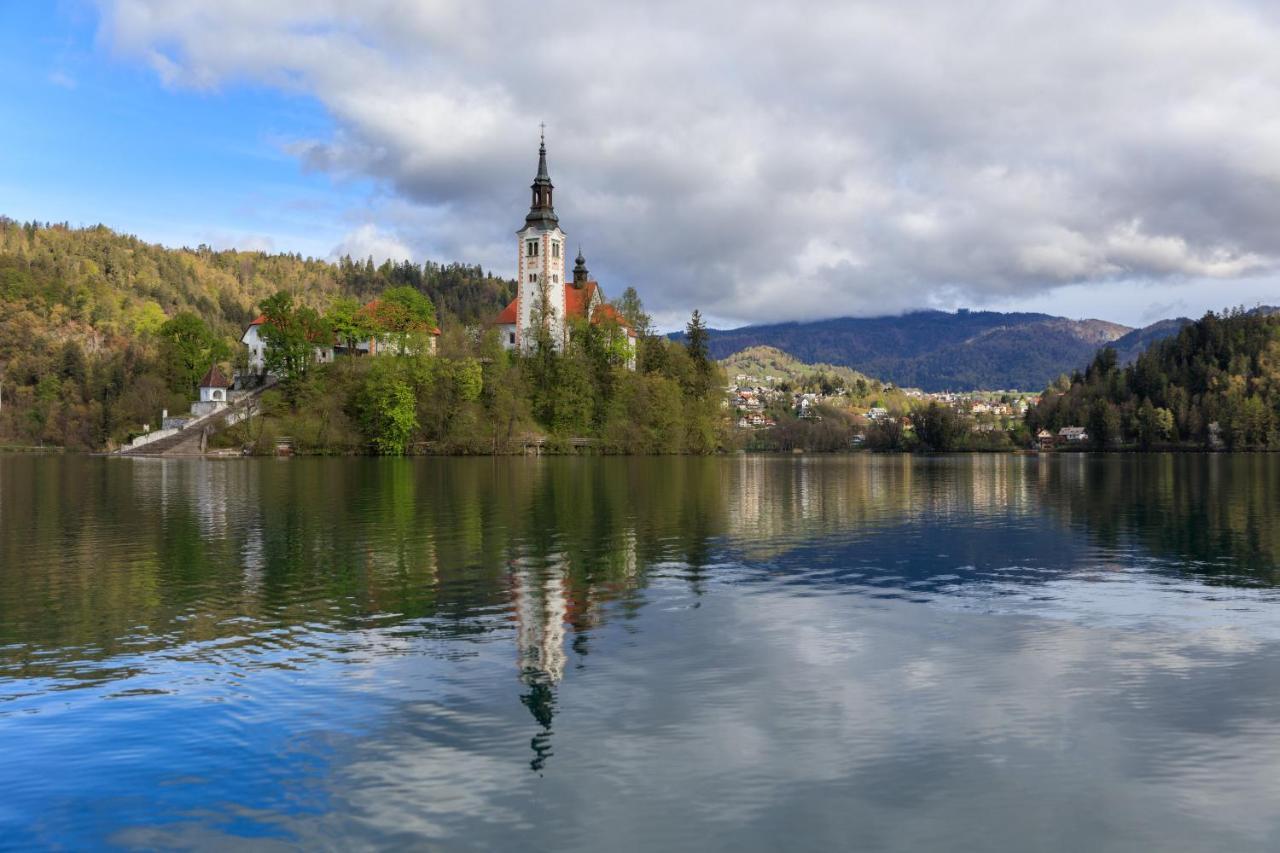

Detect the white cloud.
xmin=93 ymin=0 xmax=1280 ymax=325
xmin=330 ymin=223 xmax=414 ymax=265
xmin=48 ymin=70 xmax=77 ymax=89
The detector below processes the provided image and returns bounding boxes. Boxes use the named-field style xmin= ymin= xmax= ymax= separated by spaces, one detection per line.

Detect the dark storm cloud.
xmin=98 ymin=0 xmax=1280 ymax=324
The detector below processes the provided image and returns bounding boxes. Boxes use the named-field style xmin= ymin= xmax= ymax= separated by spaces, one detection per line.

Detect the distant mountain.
xmin=677 ymin=310 xmax=1164 ymax=391
xmin=1111 ymin=318 xmax=1193 ymax=365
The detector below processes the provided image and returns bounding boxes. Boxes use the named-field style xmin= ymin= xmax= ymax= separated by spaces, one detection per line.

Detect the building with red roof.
xmin=492 ymin=134 xmax=637 ymax=370
xmin=240 ymin=298 xmax=441 ymax=373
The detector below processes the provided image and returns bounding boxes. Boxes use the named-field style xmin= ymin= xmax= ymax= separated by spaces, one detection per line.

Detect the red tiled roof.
xmin=249 ymin=314 xmax=266 ymax=326
xmin=199 ymin=364 xmax=232 ymax=388
xmin=564 ymin=282 xmax=599 ymax=319
xmin=491 ymin=284 xmax=635 ymax=338
xmin=592 ymin=303 xmax=637 ymax=337
xmin=495 ymin=298 xmax=518 ymax=325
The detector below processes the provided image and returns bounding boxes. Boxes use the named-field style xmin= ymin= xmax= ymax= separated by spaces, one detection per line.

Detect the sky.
xmin=2 ymin=1 xmax=1279 ymax=331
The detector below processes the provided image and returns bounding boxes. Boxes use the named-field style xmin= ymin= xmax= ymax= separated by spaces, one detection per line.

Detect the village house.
xmin=241 ymin=314 xmax=332 ymax=374
xmin=241 ymin=298 xmax=441 ymax=375
xmin=1058 ymin=426 xmax=1089 ymax=444
xmin=492 ymin=134 xmax=637 ymax=369
xmin=737 ymin=413 xmax=776 ymax=429
xmin=1037 ymin=429 xmax=1056 ymax=450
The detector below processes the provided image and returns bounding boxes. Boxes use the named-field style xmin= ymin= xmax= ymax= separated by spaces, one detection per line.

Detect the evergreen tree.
xmin=615 ymin=286 xmax=652 ymax=337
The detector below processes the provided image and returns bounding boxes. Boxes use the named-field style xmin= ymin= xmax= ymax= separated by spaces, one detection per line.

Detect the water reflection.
xmin=4 ymin=455 xmax=1280 ymax=683
xmin=2 ymin=454 xmax=1280 ymax=848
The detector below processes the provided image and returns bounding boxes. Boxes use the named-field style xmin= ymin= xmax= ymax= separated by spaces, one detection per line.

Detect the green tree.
xmin=684 ymin=309 xmax=713 ymax=397
xmin=685 ymin=309 xmax=709 ymax=369
xmin=158 ymin=312 xmax=230 ymax=394
xmin=913 ymin=402 xmax=969 ymax=451
xmin=354 ymin=368 xmax=418 ymax=455
xmin=259 ymin=291 xmax=329 ymax=401
xmin=367 ymin=286 xmax=437 ymax=353
xmin=1088 ymin=399 xmax=1121 ymax=448
xmin=1136 ymin=398 xmax=1159 ymax=450
xmin=326 ymin=296 xmax=372 ymax=354
xmin=615 ymin=286 xmax=652 ymax=337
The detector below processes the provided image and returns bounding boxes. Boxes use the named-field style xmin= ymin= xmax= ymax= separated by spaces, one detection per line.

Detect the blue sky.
xmin=0 ymin=3 xmax=365 ymax=258
xmin=2 ymin=2 xmax=1278 ymax=330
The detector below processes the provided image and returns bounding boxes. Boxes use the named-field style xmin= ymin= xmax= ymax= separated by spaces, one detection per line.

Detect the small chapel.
xmin=493 ymin=133 xmax=637 ymax=368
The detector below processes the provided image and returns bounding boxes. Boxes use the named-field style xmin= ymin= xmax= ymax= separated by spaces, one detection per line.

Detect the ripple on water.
xmin=2 ymin=455 xmax=1280 ymax=850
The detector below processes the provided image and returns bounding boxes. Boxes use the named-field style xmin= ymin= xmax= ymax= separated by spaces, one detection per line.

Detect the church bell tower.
xmin=515 ymin=128 xmax=567 ymax=350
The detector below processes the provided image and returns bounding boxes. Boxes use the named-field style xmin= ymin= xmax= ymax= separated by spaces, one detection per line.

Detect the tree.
xmin=1088 ymin=399 xmax=1121 ymax=448
xmin=551 ymin=349 xmax=596 ymax=436
xmin=366 ymin=286 xmax=437 ymax=353
xmin=913 ymin=402 xmax=969 ymax=451
xmin=258 ymin=291 xmax=329 ymax=401
xmin=354 ymin=368 xmax=418 ymax=455
xmin=685 ymin=309 xmax=709 ymax=367
xmin=326 ymin=296 xmax=372 ymax=354
xmin=1136 ymin=399 xmax=1162 ymax=450
xmin=684 ymin=310 xmax=712 ymax=396
xmin=865 ymin=417 xmax=905 ymax=451
xmin=479 ymin=334 xmax=530 ymax=452
xmin=614 ymin=287 xmax=652 ymax=337
xmin=158 ymin=312 xmax=230 ymax=394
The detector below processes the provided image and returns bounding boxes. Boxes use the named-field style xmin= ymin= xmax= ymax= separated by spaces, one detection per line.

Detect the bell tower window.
xmin=527 ymin=240 xmax=539 ymax=258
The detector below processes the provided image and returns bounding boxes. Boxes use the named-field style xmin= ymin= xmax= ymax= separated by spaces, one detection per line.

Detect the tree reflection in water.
xmin=2 ymin=453 xmax=1279 ymax=760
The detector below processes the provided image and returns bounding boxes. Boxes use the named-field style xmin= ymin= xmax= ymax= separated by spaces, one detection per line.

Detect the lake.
xmin=2 ymin=454 xmax=1280 ymax=850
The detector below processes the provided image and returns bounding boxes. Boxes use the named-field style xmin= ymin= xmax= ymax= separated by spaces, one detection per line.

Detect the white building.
xmin=240 ymin=317 xmax=333 ymax=373
xmin=190 ymin=365 xmax=232 ymax=416
xmin=494 ymin=134 xmax=637 ymax=368
xmin=240 ymin=299 xmax=439 ymax=374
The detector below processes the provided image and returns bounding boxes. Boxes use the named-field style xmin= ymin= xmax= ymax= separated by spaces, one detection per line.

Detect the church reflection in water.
xmin=3 ymin=453 xmax=1280 ymax=769
xmin=512 ymin=555 xmax=568 ymax=771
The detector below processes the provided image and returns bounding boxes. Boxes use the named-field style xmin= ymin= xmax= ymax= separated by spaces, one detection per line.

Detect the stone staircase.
xmin=117 ymin=380 xmax=274 ymax=457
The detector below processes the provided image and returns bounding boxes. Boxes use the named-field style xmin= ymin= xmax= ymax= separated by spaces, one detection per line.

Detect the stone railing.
xmin=127 ymin=427 xmax=180 ymax=450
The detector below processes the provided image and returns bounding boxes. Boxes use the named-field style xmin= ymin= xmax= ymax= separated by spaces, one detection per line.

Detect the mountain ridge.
xmin=677 ymin=309 xmax=1188 ymax=391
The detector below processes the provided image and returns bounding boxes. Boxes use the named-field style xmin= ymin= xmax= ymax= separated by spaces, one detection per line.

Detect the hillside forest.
xmin=0 ymin=219 xmax=726 ymax=453
xmin=1027 ymin=310 xmax=1280 ymax=450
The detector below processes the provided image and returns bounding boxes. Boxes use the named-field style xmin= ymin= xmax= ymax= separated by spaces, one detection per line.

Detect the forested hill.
xmin=1027 ymin=309 xmax=1280 ymax=449
xmin=0 ymin=218 xmax=514 ymax=342
xmin=0 ymin=218 xmax=514 ymax=448
xmin=675 ymin=310 xmax=1156 ymax=391
xmin=720 ymin=345 xmax=880 ymax=389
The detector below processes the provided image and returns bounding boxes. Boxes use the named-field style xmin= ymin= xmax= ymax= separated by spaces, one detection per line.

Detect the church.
xmin=493 ymin=134 xmax=637 ymax=368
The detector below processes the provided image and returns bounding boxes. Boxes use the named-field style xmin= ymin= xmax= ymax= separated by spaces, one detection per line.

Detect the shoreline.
xmin=87 ymin=445 xmax=1276 ymax=459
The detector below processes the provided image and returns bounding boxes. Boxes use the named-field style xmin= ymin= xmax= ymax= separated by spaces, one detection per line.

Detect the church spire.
xmin=572 ymin=247 xmax=590 ymax=285
xmin=525 ymin=126 xmax=559 ymax=230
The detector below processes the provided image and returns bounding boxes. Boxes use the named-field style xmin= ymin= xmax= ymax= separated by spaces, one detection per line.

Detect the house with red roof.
xmin=492 ymin=134 xmax=637 ymax=370
xmin=240 ymin=299 xmax=441 ymax=374
xmin=241 ymin=313 xmax=334 ymax=373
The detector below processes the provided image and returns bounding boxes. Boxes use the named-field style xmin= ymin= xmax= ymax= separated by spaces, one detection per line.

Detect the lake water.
xmin=2 ymin=454 xmax=1280 ymax=850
